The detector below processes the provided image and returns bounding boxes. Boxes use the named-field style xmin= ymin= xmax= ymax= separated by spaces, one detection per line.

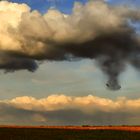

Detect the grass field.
xmin=0 ymin=126 xmax=140 ymax=140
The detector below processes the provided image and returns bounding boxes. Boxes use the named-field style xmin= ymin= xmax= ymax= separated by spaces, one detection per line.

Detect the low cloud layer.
xmin=0 ymin=94 xmax=140 ymax=125
xmin=0 ymin=1 xmax=140 ymax=89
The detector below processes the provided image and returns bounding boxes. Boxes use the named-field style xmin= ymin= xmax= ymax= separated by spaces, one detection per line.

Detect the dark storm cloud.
xmin=0 ymin=54 xmax=38 ymax=73
xmin=0 ymin=1 xmax=140 ymax=89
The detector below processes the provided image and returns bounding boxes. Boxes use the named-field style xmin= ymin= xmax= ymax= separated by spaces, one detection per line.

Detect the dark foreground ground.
xmin=0 ymin=126 xmax=140 ymax=140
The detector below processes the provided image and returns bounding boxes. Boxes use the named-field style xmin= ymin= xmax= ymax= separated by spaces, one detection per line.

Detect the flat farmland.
xmin=0 ymin=126 xmax=140 ymax=140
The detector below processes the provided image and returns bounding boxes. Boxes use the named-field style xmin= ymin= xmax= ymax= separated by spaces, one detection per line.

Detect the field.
xmin=0 ymin=126 xmax=140 ymax=140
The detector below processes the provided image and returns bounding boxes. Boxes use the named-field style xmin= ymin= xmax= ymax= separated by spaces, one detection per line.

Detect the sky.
xmin=0 ymin=0 xmax=140 ymax=126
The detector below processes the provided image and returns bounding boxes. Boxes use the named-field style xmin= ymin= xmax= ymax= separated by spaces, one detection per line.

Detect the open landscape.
xmin=0 ymin=126 xmax=140 ymax=140
xmin=0 ymin=1 xmax=140 ymax=140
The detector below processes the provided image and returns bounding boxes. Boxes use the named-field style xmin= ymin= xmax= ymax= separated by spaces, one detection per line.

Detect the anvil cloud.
xmin=0 ymin=1 xmax=140 ymax=89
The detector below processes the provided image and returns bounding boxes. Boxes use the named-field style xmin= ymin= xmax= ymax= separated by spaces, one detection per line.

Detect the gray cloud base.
xmin=0 ymin=1 xmax=140 ymax=89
